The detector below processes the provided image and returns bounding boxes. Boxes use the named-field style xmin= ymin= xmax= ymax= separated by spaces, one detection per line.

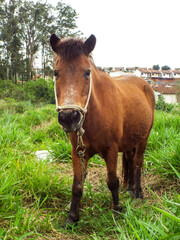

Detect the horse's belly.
xmin=118 ymin=119 xmax=151 ymax=151
xmin=119 ymin=134 xmax=146 ymax=152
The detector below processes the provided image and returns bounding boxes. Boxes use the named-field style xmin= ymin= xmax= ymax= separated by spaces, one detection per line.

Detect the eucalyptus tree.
xmin=41 ymin=1 xmax=80 ymax=77
xmin=55 ymin=1 xmax=79 ymax=38
xmin=0 ymin=0 xmax=80 ymax=81
xmin=19 ymin=1 xmax=45 ymax=73
xmin=0 ymin=0 xmax=22 ymax=81
xmin=18 ymin=0 xmax=80 ymax=78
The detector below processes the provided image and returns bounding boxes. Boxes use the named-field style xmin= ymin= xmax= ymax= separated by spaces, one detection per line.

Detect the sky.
xmin=48 ymin=0 xmax=180 ymax=69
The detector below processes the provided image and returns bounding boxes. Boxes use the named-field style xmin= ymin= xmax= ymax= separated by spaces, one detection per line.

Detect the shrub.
xmin=155 ymin=95 xmax=174 ymax=112
xmin=0 ymin=99 xmax=32 ymax=114
xmin=0 ymin=79 xmax=25 ymax=100
xmin=23 ymin=78 xmax=55 ymax=104
xmin=0 ymin=78 xmax=55 ymax=104
xmin=14 ymin=102 xmax=27 ymax=113
xmin=47 ymin=79 xmax=55 ymax=104
xmin=24 ymin=78 xmax=49 ymax=103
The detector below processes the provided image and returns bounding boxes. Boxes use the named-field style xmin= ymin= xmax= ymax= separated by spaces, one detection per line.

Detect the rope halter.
xmin=55 ymin=71 xmax=92 ymax=116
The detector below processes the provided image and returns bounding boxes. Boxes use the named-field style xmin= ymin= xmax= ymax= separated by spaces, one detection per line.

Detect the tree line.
xmin=153 ymin=65 xmax=171 ymax=70
xmin=0 ymin=0 xmax=80 ymax=83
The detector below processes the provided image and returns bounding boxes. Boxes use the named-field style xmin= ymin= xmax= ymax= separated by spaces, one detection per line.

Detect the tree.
xmin=0 ymin=0 xmax=23 ymax=82
xmin=40 ymin=1 xmax=80 ymax=78
xmin=0 ymin=0 xmax=80 ymax=81
xmin=19 ymin=1 xmax=50 ymax=75
xmin=153 ymin=64 xmax=160 ymax=70
xmin=55 ymin=2 xmax=79 ymax=38
xmin=161 ymin=65 xmax=171 ymax=70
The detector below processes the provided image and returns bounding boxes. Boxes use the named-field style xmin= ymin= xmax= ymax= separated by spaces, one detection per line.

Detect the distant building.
xmin=126 ymin=67 xmax=136 ymax=73
xmin=161 ymin=70 xmax=173 ymax=79
xmin=148 ymin=68 xmax=162 ymax=78
xmin=153 ymin=85 xmax=179 ymax=104
xmin=135 ymin=68 xmax=151 ymax=78
xmin=108 ymin=66 xmax=180 ymax=89
xmin=172 ymin=69 xmax=180 ymax=78
xmin=114 ymin=67 xmax=124 ymax=71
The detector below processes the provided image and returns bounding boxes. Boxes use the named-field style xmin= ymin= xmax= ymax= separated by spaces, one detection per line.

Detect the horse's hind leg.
xmin=104 ymin=146 xmax=122 ymax=212
xmin=134 ymin=139 xmax=148 ymax=198
xmin=122 ymin=149 xmax=135 ymax=194
xmin=122 ymin=152 xmax=128 ymax=187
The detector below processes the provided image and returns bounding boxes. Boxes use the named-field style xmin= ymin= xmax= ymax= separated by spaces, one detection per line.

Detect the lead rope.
xmin=76 ymin=127 xmax=87 ymax=187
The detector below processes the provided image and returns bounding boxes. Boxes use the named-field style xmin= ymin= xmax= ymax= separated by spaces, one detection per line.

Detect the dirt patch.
xmin=53 ymin=156 xmax=178 ymax=200
xmin=86 ymin=164 xmax=106 ymax=190
xmin=37 ymin=232 xmax=77 ymax=240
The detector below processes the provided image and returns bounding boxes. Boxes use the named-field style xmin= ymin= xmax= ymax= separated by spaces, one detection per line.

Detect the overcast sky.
xmin=49 ymin=0 xmax=180 ymax=69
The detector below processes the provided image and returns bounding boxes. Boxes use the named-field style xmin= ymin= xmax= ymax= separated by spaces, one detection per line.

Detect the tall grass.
xmin=0 ymin=101 xmax=72 ymax=239
xmin=145 ymin=110 xmax=180 ymax=180
xmin=0 ymin=99 xmax=179 ymax=239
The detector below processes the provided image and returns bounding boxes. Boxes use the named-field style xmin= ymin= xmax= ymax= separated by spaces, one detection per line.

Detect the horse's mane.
xmin=56 ymin=38 xmax=86 ymax=61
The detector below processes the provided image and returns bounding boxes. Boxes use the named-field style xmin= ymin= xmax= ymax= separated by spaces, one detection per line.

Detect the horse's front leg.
xmin=67 ymin=149 xmax=86 ymax=224
xmin=104 ymin=146 xmax=122 ymax=212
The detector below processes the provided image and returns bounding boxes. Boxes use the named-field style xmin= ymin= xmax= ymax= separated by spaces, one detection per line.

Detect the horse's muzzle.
xmin=58 ymin=109 xmax=83 ymax=132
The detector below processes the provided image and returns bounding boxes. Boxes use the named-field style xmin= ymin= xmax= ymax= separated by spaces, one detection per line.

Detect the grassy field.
xmin=0 ymin=99 xmax=179 ymax=240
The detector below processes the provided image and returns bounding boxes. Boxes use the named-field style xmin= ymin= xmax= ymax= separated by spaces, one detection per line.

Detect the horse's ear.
xmin=50 ymin=34 xmax=61 ymax=53
xmin=84 ymin=34 xmax=96 ymax=55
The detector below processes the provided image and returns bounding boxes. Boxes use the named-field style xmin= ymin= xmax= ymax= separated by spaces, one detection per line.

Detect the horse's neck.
xmin=88 ymin=68 xmax=118 ymax=113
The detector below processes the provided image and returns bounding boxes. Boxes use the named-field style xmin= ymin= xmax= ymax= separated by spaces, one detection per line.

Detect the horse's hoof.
xmin=127 ymin=190 xmax=134 ymax=197
xmin=134 ymin=191 xmax=143 ymax=199
xmin=113 ymin=205 xmax=123 ymax=213
xmin=62 ymin=218 xmax=78 ymax=228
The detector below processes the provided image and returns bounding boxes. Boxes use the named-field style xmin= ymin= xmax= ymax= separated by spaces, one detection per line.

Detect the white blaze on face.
xmin=63 ymin=84 xmax=78 ymax=105
xmin=54 ymin=77 xmax=78 ymax=108
xmin=54 ymin=76 xmax=58 ymax=108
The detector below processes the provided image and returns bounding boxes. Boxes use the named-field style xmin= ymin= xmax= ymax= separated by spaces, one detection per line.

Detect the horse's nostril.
xmin=71 ymin=110 xmax=80 ymax=123
xmin=59 ymin=111 xmax=66 ymax=121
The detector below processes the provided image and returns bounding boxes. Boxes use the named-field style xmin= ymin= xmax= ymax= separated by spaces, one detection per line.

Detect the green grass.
xmin=145 ymin=111 xmax=180 ymax=180
xmin=0 ymin=99 xmax=179 ymax=239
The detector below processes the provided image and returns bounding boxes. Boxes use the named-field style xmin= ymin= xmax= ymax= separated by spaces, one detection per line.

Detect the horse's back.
xmin=112 ymin=75 xmax=155 ymax=110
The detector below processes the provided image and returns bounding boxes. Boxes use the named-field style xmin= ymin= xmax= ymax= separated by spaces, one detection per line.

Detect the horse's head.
xmin=50 ymin=34 xmax=96 ymax=132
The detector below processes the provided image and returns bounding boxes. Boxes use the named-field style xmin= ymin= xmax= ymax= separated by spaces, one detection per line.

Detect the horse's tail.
xmin=144 ymin=84 xmax=155 ymax=128
xmin=122 ymin=149 xmax=136 ymax=187
xmin=144 ymin=84 xmax=155 ymax=110
xmin=122 ymin=152 xmax=128 ymax=187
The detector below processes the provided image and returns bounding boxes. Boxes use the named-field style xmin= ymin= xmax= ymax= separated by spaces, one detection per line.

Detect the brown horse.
xmin=50 ymin=34 xmax=155 ymax=224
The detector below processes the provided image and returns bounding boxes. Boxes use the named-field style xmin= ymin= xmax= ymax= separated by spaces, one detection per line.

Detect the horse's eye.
xmin=84 ymin=70 xmax=91 ymax=79
xmin=54 ymin=70 xmax=59 ymax=78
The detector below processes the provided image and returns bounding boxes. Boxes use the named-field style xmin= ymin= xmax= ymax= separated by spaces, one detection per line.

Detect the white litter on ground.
xmin=35 ymin=150 xmax=53 ymax=162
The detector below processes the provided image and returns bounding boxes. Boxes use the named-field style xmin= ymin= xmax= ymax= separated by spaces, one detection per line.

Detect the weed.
xmin=155 ymin=95 xmax=174 ymax=112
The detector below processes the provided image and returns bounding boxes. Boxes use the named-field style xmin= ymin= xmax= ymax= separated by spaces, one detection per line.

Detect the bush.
xmin=0 ymin=78 xmax=55 ymax=104
xmin=47 ymin=79 xmax=55 ymax=104
xmin=155 ymin=95 xmax=174 ymax=112
xmin=0 ymin=79 xmax=25 ymax=100
xmin=0 ymin=98 xmax=32 ymax=114
xmin=23 ymin=78 xmax=52 ymax=103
